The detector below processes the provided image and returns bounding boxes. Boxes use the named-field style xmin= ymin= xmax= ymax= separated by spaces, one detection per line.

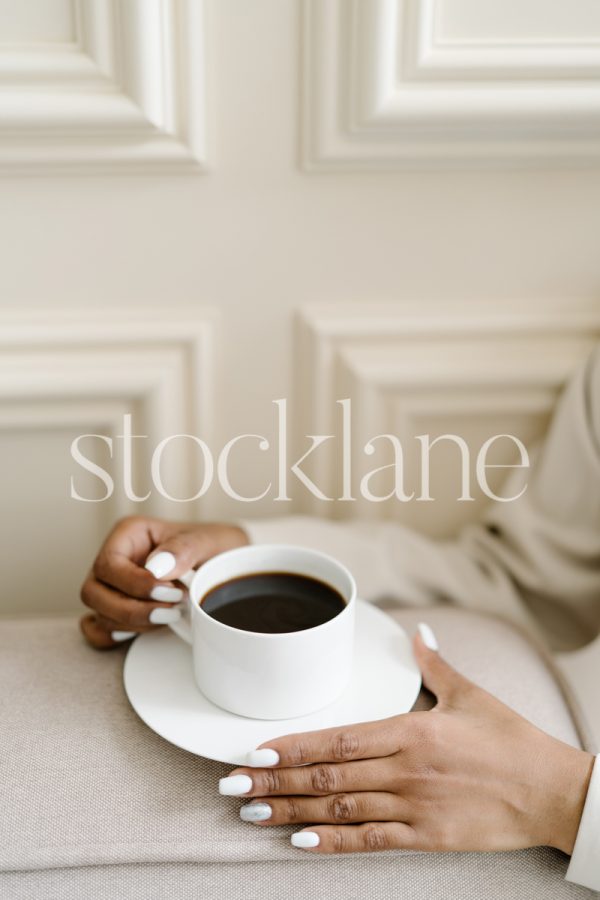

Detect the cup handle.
xmin=166 ymin=569 xmax=195 ymax=645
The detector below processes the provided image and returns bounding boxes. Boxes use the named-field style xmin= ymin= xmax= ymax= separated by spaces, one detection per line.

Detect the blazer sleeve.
xmin=242 ymin=347 xmax=600 ymax=651
xmin=566 ymin=754 xmax=600 ymax=892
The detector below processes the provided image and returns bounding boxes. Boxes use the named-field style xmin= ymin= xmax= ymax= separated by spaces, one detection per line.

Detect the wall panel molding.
xmin=0 ymin=309 xmax=217 ymax=516
xmin=413 ymin=0 xmax=600 ymax=79
xmin=303 ymin=0 xmax=600 ymax=170
xmin=0 ymin=0 xmax=208 ymax=173
xmin=295 ymin=304 xmax=600 ymax=534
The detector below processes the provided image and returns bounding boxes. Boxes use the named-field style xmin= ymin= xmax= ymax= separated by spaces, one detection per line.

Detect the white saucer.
xmin=123 ymin=600 xmax=422 ymax=765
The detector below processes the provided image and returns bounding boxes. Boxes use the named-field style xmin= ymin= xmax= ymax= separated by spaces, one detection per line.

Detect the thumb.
xmin=144 ymin=530 xmax=217 ymax=582
xmin=413 ymin=623 xmax=467 ymax=707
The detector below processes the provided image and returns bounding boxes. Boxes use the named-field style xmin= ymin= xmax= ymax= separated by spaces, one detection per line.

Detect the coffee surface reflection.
xmin=200 ymin=572 xmax=346 ymax=634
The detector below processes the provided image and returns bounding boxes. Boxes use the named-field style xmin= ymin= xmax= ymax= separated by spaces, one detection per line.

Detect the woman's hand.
xmin=79 ymin=517 xmax=248 ymax=649
xmin=221 ymin=628 xmax=594 ymax=856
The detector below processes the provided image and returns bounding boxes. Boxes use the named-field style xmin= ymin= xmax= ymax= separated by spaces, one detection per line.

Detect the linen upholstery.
xmin=0 ymin=609 xmax=596 ymax=898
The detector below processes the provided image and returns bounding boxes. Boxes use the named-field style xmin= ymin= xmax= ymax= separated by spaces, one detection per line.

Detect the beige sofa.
xmin=1 ymin=607 xmax=597 ymax=899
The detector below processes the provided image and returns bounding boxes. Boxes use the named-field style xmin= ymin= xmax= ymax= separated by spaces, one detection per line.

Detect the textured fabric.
xmin=243 ymin=347 xmax=600 ymax=653
xmin=0 ymin=611 xmax=594 ymax=898
xmin=1 ymin=852 xmax=596 ymax=900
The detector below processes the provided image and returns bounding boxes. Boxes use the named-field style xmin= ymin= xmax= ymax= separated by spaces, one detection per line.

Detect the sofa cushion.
xmin=0 ymin=608 xmax=594 ymax=898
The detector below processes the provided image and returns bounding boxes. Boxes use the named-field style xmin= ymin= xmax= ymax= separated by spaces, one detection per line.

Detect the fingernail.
xmin=240 ymin=803 xmax=272 ymax=822
xmin=219 ymin=774 xmax=253 ymax=796
xmin=418 ymin=622 xmax=439 ymax=652
xmin=150 ymin=585 xmax=183 ymax=603
xmin=291 ymin=832 xmax=320 ymax=849
xmin=246 ymin=748 xmax=280 ymax=767
xmin=145 ymin=552 xmax=176 ymax=579
xmin=111 ymin=631 xmax=136 ymax=642
xmin=149 ymin=608 xmax=181 ymax=625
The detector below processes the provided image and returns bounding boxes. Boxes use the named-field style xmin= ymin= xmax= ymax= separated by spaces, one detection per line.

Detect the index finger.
xmin=92 ymin=517 xmax=157 ymax=599
xmin=247 ymin=716 xmax=410 ymax=768
xmin=93 ymin=549 xmax=162 ymax=600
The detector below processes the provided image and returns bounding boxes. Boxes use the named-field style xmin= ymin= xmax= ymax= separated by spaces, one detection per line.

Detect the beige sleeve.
xmin=243 ymin=348 xmax=600 ymax=651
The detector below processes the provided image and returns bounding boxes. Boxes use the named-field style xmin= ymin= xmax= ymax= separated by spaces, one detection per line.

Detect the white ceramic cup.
xmin=167 ymin=544 xmax=356 ymax=720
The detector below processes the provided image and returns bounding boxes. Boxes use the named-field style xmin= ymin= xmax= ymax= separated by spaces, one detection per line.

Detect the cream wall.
xmin=1 ymin=0 xmax=600 ymax=633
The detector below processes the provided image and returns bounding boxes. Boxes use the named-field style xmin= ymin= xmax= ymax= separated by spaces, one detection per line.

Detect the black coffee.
xmin=200 ymin=572 xmax=346 ymax=634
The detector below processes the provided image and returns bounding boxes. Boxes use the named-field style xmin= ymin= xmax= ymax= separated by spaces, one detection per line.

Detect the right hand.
xmin=79 ymin=517 xmax=249 ymax=649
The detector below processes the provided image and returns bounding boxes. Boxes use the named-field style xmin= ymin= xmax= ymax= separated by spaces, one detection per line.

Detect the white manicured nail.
xmin=111 ymin=631 xmax=136 ymax=642
xmin=149 ymin=608 xmax=181 ymax=625
xmin=246 ymin=749 xmax=280 ymax=768
xmin=240 ymin=803 xmax=272 ymax=822
xmin=219 ymin=774 xmax=253 ymax=796
xmin=291 ymin=832 xmax=320 ymax=849
xmin=145 ymin=552 xmax=176 ymax=579
xmin=418 ymin=622 xmax=439 ymax=652
xmin=150 ymin=585 xmax=183 ymax=603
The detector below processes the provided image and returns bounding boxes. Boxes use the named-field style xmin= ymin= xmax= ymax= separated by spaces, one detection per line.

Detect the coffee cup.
xmin=165 ymin=544 xmax=356 ymax=720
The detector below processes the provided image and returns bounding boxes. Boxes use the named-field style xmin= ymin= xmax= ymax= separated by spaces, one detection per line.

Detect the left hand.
xmin=220 ymin=627 xmax=594 ymax=855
